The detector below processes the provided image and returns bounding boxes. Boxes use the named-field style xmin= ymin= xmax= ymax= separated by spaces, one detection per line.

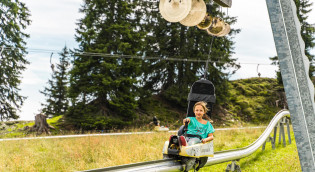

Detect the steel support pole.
xmin=266 ymin=0 xmax=315 ymax=170
xmin=279 ymin=122 xmax=282 ymax=144
xmin=286 ymin=118 xmax=291 ymax=144
xmin=280 ymin=122 xmax=286 ymax=147
xmin=273 ymin=124 xmax=278 ymax=145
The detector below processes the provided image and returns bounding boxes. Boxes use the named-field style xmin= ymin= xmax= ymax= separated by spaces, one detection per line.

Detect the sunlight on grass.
xmin=200 ymin=126 xmax=301 ymax=172
xmin=0 ymin=126 xmax=300 ymax=171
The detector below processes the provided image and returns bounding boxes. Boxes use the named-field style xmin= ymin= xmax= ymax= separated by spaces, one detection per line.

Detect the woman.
xmin=183 ymin=101 xmax=214 ymax=145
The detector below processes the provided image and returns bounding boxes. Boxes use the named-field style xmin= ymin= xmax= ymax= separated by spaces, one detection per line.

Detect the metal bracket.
xmin=262 ymin=136 xmax=275 ymax=150
xmin=225 ymin=160 xmax=241 ymax=172
xmin=213 ymin=0 xmax=232 ymax=8
xmin=264 ymin=117 xmax=291 ymax=151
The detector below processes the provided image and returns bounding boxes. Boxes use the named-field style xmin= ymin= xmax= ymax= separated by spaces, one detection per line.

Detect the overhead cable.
xmin=1 ymin=46 xmax=275 ymax=66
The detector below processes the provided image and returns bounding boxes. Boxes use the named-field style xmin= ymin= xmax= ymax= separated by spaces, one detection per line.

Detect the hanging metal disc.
xmin=196 ymin=13 xmax=213 ymax=30
xmin=208 ymin=22 xmax=230 ymax=37
xmin=206 ymin=17 xmax=225 ymax=35
xmin=218 ymin=23 xmax=231 ymax=37
xmin=180 ymin=0 xmax=207 ymax=26
xmin=159 ymin=0 xmax=192 ymax=22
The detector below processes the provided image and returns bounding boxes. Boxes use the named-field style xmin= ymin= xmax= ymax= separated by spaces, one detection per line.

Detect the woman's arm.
xmin=183 ymin=118 xmax=190 ymax=125
xmin=201 ymin=133 xmax=214 ymax=143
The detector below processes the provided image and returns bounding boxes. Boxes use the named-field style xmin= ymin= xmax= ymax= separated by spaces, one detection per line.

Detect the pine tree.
xmin=40 ymin=47 xmax=70 ymax=118
xmin=296 ymin=0 xmax=315 ymax=76
xmin=0 ymin=0 xmax=31 ymax=120
xmin=139 ymin=0 xmax=240 ymax=108
xmin=66 ymin=0 xmax=145 ymax=129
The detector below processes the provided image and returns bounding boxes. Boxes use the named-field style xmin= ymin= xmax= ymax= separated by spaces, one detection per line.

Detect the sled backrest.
xmin=187 ymin=79 xmax=216 ymax=118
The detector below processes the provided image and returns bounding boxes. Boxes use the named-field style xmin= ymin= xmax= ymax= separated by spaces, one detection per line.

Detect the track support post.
xmin=279 ymin=118 xmax=286 ymax=147
xmin=273 ymin=123 xmax=278 ymax=145
xmin=262 ymin=136 xmax=275 ymax=150
xmin=225 ymin=160 xmax=241 ymax=172
xmin=286 ymin=118 xmax=291 ymax=144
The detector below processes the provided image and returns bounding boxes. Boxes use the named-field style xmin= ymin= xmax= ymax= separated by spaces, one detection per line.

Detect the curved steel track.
xmin=0 ymin=126 xmax=264 ymax=142
xmin=83 ymin=110 xmax=290 ymax=172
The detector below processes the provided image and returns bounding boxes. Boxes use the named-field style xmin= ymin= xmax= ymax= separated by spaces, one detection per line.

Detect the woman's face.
xmin=194 ymin=105 xmax=204 ymax=118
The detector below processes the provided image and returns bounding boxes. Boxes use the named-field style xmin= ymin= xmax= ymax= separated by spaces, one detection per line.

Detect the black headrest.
xmin=187 ymin=79 xmax=216 ymax=103
xmin=186 ymin=79 xmax=216 ymax=118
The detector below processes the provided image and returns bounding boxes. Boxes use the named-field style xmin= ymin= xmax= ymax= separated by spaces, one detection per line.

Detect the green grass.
xmin=47 ymin=115 xmax=63 ymax=129
xmin=0 ymin=126 xmax=301 ymax=171
xmin=199 ymin=126 xmax=301 ymax=172
xmin=226 ymin=78 xmax=282 ymax=124
xmin=0 ymin=116 xmax=63 ymax=138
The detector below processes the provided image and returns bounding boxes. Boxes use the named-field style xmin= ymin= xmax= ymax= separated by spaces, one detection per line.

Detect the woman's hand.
xmin=202 ymin=133 xmax=214 ymax=144
xmin=183 ymin=118 xmax=190 ymax=125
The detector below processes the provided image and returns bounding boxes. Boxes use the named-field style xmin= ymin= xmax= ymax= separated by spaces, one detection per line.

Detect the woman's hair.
xmin=193 ymin=101 xmax=211 ymax=121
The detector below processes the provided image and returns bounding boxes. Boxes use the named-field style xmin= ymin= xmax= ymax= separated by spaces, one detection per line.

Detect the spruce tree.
xmin=66 ymin=0 xmax=145 ymax=129
xmin=140 ymin=0 xmax=240 ymax=108
xmin=0 ymin=0 xmax=31 ymax=120
xmin=296 ymin=0 xmax=315 ymax=76
xmin=40 ymin=47 xmax=70 ymax=117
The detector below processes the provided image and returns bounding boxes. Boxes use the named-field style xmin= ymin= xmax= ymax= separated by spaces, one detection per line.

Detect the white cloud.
xmin=18 ymin=0 xmax=82 ymax=120
xmin=229 ymin=0 xmax=277 ymax=73
xmin=22 ymin=0 xmax=83 ymax=36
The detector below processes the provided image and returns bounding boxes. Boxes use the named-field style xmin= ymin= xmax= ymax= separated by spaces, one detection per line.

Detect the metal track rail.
xmin=0 ymin=127 xmax=265 ymax=142
xmin=83 ymin=110 xmax=290 ymax=172
xmin=83 ymin=159 xmax=183 ymax=172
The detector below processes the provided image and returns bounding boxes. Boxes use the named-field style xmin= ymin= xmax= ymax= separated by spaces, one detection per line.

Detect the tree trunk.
xmin=25 ymin=114 xmax=55 ymax=135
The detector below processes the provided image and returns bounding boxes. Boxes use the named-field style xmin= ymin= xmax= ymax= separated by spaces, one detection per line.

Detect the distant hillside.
xmin=144 ymin=77 xmax=285 ymax=128
xmin=1 ymin=78 xmax=285 ymax=136
xmin=219 ymin=77 xmax=284 ymax=125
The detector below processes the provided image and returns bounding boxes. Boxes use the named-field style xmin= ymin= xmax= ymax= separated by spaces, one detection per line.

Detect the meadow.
xmin=0 ymin=126 xmax=300 ymax=172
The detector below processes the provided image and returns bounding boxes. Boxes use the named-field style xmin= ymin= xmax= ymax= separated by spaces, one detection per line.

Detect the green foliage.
xmin=65 ymin=0 xmax=241 ymax=130
xmin=225 ymin=78 xmax=281 ymax=123
xmin=65 ymin=102 xmax=132 ymax=130
xmin=0 ymin=0 xmax=31 ymax=120
xmin=295 ymin=0 xmax=315 ymax=76
xmin=66 ymin=0 xmax=145 ymax=129
xmin=141 ymin=0 xmax=240 ymax=105
xmin=66 ymin=0 xmax=241 ymax=129
xmin=138 ymin=95 xmax=186 ymax=128
xmin=40 ymin=47 xmax=70 ymax=117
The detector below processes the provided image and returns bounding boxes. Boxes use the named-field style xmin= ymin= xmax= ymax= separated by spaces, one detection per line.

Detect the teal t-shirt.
xmin=187 ymin=117 xmax=215 ymax=139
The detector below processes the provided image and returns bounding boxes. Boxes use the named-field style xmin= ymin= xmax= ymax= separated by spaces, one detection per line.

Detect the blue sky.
xmin=18 ymin=0 xmax=315 ymax=120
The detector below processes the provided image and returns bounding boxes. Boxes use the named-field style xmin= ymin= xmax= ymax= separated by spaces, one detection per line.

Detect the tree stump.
xmin=25 ymin=114 xmax=55 ymax=135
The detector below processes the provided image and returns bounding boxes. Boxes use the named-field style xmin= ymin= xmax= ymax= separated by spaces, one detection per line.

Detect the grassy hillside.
xmin=0 ymin=116 xmax=63 ymax=138
xmin=222 ymin=77 xmax=283 ymax=124
xmin=0 ymin=77 xmax=284 ymax=136
xmin=148 ymin=77 xmax=284 ymax=128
